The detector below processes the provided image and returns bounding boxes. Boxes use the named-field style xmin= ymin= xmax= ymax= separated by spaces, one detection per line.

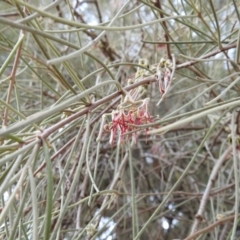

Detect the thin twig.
xmin=3 ymin=31 xmax=24 ymax=127
xmin=190 ymin=147 xmax=232 ymax=233
xmin=184 ymin=214 xmax=240 ymax=240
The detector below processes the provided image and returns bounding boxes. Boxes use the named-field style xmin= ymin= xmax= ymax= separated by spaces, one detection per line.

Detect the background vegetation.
xmin=1 ymin=0 xmax=240 ymax=239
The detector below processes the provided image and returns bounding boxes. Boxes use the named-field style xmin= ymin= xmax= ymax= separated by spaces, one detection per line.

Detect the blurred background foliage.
xmin=0 ymin=0 xmax=240 ymax=239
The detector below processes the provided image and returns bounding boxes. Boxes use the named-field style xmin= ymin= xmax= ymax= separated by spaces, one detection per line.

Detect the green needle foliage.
xmin=0 ymin=1 xmax=240 ymax=239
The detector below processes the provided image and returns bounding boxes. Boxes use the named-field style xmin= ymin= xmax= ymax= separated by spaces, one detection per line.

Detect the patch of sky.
xmin=93 ymin=209 xmax=116 ymax=240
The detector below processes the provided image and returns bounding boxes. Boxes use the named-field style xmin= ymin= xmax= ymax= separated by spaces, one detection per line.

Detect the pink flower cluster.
xmin=100 ymin=58 xmax=173 ymax=145
xmin=106 ymin=98 xmax=152 ymax=145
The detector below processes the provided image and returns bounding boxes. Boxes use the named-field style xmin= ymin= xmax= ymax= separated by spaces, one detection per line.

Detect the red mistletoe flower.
xmin=108 ymin=98 xmax=153 ymax=145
